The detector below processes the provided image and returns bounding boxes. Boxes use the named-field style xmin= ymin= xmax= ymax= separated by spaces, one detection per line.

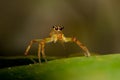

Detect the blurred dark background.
xmin=0 ymin=0 xmax=120 ymax=57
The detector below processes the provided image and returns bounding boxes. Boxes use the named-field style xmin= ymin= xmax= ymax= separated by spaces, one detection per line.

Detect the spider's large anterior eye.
xmin=60 ymin=26 xmax=64 ymax=30
xmin=55 ymin=27 xmax=58 ymax=30
xmin=59 ymin=28 xmax=62 ymax=30
xmin=53 ymin=26 xmax=64 ymax=31
xmin=53 ymin=26 xmax=58 ymax=30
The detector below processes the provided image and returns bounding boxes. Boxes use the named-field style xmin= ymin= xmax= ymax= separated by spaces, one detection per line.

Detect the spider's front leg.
xmin=63 ymin=36 xmax=90 ymax=57
xmin=25 ymin=38 xmax=52 ymax=63
xmin=25 ymin=40 xmax=36 ymax=56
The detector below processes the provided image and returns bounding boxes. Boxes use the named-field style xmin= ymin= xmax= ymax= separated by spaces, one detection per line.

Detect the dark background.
xmin=0 ymin=0 xmax=120 ymax=57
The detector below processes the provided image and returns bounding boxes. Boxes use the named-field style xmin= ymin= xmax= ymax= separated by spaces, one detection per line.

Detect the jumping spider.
xmin=25 ymin=26 xmax=90 ymax=63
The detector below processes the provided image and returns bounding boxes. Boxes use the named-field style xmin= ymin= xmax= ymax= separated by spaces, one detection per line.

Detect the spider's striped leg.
xmin=25 ymin=40 xmax=36 ymax=56
xmin=63 ymin=37 xmax=90 ymax=57
xmin=37 ymin=38 xmax=52 ymax=63
xmin=72 ymin=37 xmax=90 ymax=57
xmin=40 ymin=38 xmax=53 ymax=63
xmin=24 ymin=40 xmax=38 ymax=63
xmin=35 ymin=39 xmax=47 ymax=63
xmin=25 ymin=37 xmax=53 ymax=63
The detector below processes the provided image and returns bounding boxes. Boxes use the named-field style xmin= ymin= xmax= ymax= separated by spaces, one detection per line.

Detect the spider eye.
xmin=55 ymin=27 xmax=58 ymax=30
xmin=60 ymin=26 xmax=64 ymax=30
xmin=53 ymin=26 xmax=64 ymax=31
xmin=53 ymin=26 xmax=55 ymax=28
xmin=53 ymin=26 xmax=58 ymax=30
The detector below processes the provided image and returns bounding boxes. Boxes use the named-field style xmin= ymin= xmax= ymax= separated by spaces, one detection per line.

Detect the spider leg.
xmin=25 ymin=40 xmax=38 ymax=63
xmin=33 ymin=39 xmax=46 ymax=63
xmin=38 ymin=43 xmax=41 ymax=63
xmin=63 ymin=36 xmax=90 ymax=57
xmin=73 ymin=37 xmax=90 ymax=57
xmin=39 ymin=38 xmax=53 ymax=62
xmin=25 ymin=40 xmax=36 ymax=56
xmin=41 ymin=42 xmax=47 ymax=62
xmin=25 ymin=38 xmax=53 ymax=63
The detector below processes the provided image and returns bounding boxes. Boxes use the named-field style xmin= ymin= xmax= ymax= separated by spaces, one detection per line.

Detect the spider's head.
xmin=53 ymin=26 xmax=64 ymax=31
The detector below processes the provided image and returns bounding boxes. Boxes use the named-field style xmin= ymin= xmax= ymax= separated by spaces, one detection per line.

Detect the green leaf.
xmin=0 ymin=54 xmax=120 ymax=80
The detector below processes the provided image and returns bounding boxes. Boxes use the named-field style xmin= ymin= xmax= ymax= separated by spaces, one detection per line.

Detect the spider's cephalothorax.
xmin=50 ymin=26 xmax=64 ymax=36
xmin=25 ymin=26 xmax=90 ymax=63
xmin=49 ymin=26 xmax=65 ymax=42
